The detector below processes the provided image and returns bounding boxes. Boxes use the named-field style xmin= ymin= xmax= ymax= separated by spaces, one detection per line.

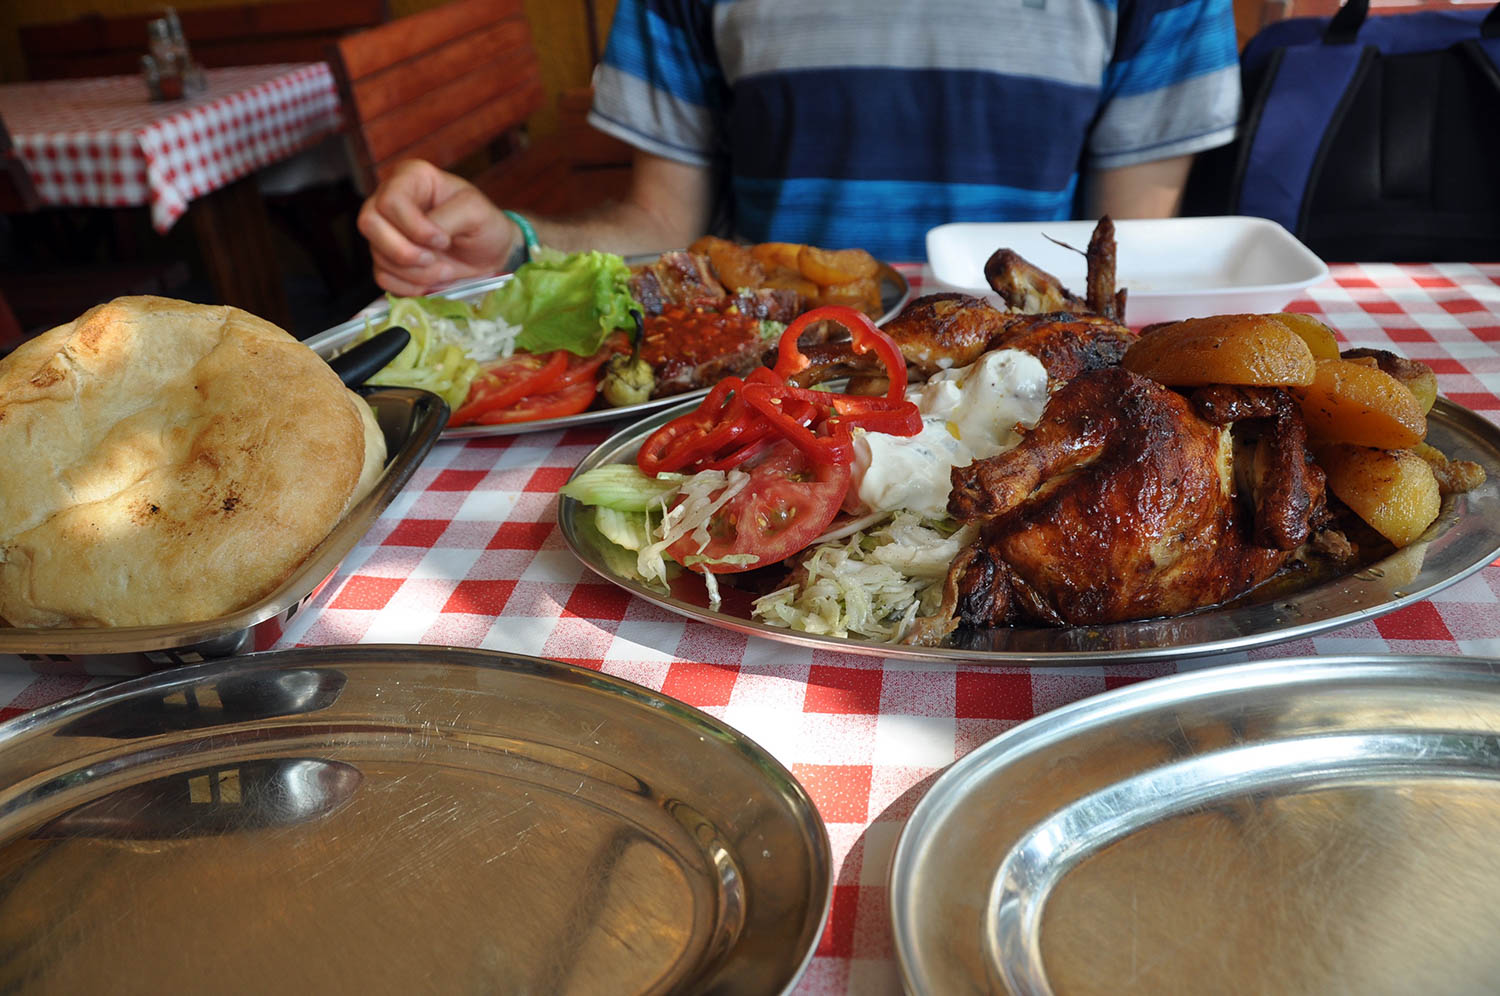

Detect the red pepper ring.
xmin=740 ymin=382 xmax=855 ymax=466
xmin=769 ymin=381 xmax=924 ymax=438
xmin=775 ymin=305 xmax=910 ymax=401
xmin=637 ymin=376 xmax=746 ymax=475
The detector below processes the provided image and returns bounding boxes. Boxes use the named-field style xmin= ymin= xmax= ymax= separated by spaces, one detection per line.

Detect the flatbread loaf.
xmin=0 ymin=296 xmax=386 ymax=628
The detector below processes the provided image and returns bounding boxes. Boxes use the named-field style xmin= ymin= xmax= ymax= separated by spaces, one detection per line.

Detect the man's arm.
xmin=1084 ymin=154 xmax=1194 ymax=220
xmin=527 ymin=152 xmax=712 ymax=255
xmin=357 ymin=150 xmax=712 ymax=295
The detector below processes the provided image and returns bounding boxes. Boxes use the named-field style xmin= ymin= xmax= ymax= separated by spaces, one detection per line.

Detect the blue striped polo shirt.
xmin=589 ymin=0 xmax=1240 ymax=260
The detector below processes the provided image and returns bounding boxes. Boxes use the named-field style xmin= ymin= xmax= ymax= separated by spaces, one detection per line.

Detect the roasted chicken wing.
xmin=984 ymin=214 xmax=1126 ymax=320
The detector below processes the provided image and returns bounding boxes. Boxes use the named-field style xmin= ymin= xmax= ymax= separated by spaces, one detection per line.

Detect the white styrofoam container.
xmin=924 ymin=216 xmax=1330 ymax=327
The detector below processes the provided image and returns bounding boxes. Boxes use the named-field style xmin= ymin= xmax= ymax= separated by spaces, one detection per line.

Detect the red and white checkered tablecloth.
xmin=0 ymin=63 xmax=340 ymax=233
xmin=3 ymin=261 xmax=1500 ymax=993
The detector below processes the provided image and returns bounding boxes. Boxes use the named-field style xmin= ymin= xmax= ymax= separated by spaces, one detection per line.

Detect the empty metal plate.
xmin=0 ymin=646 xmax=831 ymax=994
xmin=890 ymin=655 xmax=1500 ymax=995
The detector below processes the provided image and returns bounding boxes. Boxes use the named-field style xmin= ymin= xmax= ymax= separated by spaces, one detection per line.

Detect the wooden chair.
xmin=20 ymin=0 xmax=388 ymax=80
xmin=328 ymin=0 xmax=633 ymax=214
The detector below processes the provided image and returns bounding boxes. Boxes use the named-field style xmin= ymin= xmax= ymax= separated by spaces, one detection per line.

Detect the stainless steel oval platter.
xmin=889 ymin=654 xmax=1500 ymax=995
xmin=558 ymin=397 xmax=1500 ymax=665
xmin=0 ymin=646 xmax=831 ymax=994
xmin=304 ymin=261 xmax=913 ymax=440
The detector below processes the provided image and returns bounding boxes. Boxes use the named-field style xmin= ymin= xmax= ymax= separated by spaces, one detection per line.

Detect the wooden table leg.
xmin=189 ymin=175 xmax=292 ymax=331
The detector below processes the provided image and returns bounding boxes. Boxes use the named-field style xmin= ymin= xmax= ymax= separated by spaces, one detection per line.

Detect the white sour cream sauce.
xmin=850 ymin=348 xmax=1050 ymax=518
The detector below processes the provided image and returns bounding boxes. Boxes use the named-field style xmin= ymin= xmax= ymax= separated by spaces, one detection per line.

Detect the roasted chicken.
xmin=985 ymin=214 xmax=1126 ymax=320
xmin=915 ymin=367 xmax=1326 ymax=634
xmin=789 ymin=293 xmax=1134 ymax=391
xmin=790 ymin=215 xmax=1132 ymax=391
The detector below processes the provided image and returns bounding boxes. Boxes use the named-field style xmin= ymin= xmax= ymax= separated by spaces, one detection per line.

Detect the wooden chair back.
xmin=20 ymin=0 xmax=388 ymax=81
xmin=328 ymin=0 xmax=546 ymax=196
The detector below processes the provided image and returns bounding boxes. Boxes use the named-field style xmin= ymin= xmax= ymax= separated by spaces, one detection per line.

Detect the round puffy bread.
xmin=0 ymin=296 xmax=385 ymax=628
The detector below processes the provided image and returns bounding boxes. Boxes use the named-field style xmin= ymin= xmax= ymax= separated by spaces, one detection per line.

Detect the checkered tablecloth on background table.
xmin=0 ymin=63 xmax=341 ymax=232
xmin=3 ymin=261 xmax=1500 ymax=993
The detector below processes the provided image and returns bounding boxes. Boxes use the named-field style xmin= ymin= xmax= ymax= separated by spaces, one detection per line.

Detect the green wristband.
xmin=502 ymin=209 xmax=541 ymax=261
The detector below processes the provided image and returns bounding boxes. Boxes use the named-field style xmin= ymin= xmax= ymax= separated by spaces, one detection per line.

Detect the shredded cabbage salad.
xmin=563 ymin=459 xmax=978 ymax=642
xmin=751 ymin=514 xmax=976 ymax=642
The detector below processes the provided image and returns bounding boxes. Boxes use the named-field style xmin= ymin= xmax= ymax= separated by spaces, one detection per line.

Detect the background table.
xmin=4 ymin=261 xmax=1500 ymax=993
xmin=0 ymin=63 xmax=341 ymax=328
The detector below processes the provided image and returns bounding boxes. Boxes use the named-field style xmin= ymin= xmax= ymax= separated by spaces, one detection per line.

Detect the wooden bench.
xmin=20 ymin=0 xmax=388 ymax=80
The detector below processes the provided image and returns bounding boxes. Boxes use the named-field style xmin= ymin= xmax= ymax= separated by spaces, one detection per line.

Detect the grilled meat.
xmin=1189 ymin=385 xmax=1324 ymax=550
xmin=640 ymin=310 xmax=770 ymax=398
xmin=732 ymin=287 xmax=803 ymax=323
xmin=941 ymin=367 xmax=1325 ymax=628
xmin=630 ymin=251 xmax=726 ymax=315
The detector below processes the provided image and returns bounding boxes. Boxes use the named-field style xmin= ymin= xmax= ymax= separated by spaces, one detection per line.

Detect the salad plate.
xmin=304 ymin=260 xmax=912 ymax=440
xmin=557 ymin=397 xmax=1500 ymax=665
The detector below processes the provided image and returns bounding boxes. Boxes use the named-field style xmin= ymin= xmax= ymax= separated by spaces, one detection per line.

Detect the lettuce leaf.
xmin=492 ymin=249 xmax=636 ymax=356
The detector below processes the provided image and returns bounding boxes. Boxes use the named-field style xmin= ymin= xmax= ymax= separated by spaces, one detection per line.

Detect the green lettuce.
xmin=491 ymin=248 xmax=636 ymax=356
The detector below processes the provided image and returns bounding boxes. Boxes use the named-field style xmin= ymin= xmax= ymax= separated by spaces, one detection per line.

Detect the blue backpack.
xmin=1185 ymin=0 xmax=1500 ymax=262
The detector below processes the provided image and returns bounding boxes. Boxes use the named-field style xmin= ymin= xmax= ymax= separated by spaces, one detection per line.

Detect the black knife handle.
xmin=328 ymin=326 xmax=412 ymax=387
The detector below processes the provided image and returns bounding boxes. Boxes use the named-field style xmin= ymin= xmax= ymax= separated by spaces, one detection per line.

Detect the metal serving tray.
xmin=302 ymin=259 xmax=912 ymax=440
xmin=0 ymin=387 xmax=447 ymax=677
xmin=0 ymin=645 xmax=831 ymax=995
xmin=890 ymin=654 xmax=1500 ymax=995
xmin=559 ymin=397 xmax=1500 ymax=665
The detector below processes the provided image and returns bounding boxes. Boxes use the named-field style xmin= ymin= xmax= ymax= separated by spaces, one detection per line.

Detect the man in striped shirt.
xmin=359 ymin=0 xmax=1239 ymax=293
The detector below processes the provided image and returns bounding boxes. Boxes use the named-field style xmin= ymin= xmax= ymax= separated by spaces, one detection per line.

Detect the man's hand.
xmin=356 ymin=150 xmax=713 ymax=294
xmin=357 ymin=159 xmax=515 ymax=296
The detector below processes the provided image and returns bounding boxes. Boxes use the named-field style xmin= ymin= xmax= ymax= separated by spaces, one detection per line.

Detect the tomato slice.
xmin=555 ymin=333 xmax=630 ymax=389
xmin=472 ymin=377 xmax=596 ymax=424
xmin=451 ymin=350 xmax=568 ymax=425
xmin=667 ymin=440 xmax=851 ymax=573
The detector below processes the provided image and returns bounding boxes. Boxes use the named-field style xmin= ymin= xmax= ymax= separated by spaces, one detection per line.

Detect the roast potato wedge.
xmin=814 ymin=276 xmax=883 ymax=316
xmin=750 ymin=242 xmax=804 ymax=272
xmin=1413 ymin=441 xmax=1488 ymax=496
xmin=1271 ymin=312 xmax=1341 ymax=361
xmin=690 ymin=236 xmax=766 ymax=292
xmin=1317 ymin=443 xmax=1441 ymax=547
xmin=1290 ymin=358 xmax=1427 ymax=449
xmin=1341 ymin=347 xmax=1438 ymax=415
xmin=763 ymin=270 xmax=820 ymax=301
xmin=1121 ymin=313 xmax=1316 ymax=387
xmin=797 ymin=245 xmax=879 ymax=286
